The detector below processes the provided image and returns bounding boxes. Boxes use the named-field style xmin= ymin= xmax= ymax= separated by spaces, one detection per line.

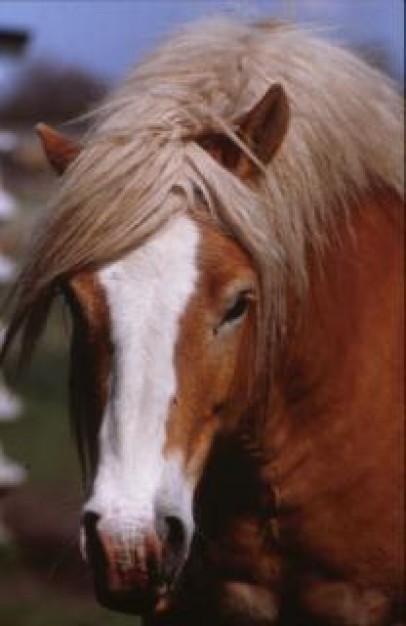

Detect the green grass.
xmin=1 ymin=303 xmax=79 ymax=488
xmin=0 ymin=599 xmax=136 ymax=626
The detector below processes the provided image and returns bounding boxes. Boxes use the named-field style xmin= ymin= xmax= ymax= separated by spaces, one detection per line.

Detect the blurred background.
xmin=0 ymin=2 xmax=403 ymax=625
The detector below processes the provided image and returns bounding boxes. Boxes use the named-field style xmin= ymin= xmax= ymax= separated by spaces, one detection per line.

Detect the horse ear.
xmin=198 ymin=83 xmax=289 ymax=180
xmin=35 ymin=123 xmax=82 ymax=175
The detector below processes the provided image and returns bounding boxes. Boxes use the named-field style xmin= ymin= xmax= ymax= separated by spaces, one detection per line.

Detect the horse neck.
xmin=263 ymin=187 xmax=404 ymax=589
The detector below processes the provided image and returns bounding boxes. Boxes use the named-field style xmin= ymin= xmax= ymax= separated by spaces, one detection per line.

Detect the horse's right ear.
xmin=197 ymin=83 xmax=290 ymax=181
xmin=35 ymin=123 xmax=82 ymax=175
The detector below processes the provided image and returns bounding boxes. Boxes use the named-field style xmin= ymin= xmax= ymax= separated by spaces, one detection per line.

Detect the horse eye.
xmin=221 ymin=292 xmax=250 ymax=326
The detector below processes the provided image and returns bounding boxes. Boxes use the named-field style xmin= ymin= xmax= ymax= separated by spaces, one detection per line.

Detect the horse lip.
xmin=94 ymin=585 xmax=161 ymax=616
xmin=94 ymin=573 xmax=172 ymax=616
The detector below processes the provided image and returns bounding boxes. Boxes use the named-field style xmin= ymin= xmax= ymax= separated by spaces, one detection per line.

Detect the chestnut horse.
xmin=3 ymin=18 xmax=404 ymax=626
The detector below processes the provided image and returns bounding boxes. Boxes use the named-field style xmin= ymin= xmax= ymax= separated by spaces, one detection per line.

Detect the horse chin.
xmin=155 ymin=582 xmax=279 ymax=625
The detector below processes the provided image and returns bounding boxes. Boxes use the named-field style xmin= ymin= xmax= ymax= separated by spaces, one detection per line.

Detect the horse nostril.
xmin=83 ymin=511 xmax=101 ymax=542
xmin=159 ymin=515 xmax=186 ymax=580
xmin=82 ymin=511 xmax=104 ymax=565
xmin=165 ymin=515 xmax=185 ymax=552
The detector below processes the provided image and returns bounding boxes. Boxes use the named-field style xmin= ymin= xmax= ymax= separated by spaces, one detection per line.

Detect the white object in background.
xmin=0 ymin=187 xmax=18 ymax=222
xmin=0 ymin=323 xmax=23 ymax=421
xmin=0 ymin=444 xmax=26 ymax=490
xmin=0 ymin=380 xmax=22 ymax=422
xmin=0 ymin=253 xmax=17 ymax=284
xmin=0 ymin=131 xmax=17 ymax=154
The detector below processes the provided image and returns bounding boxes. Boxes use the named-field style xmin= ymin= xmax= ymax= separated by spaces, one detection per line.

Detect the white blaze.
xmin=84 ymin=215 xmax=199 ymax=545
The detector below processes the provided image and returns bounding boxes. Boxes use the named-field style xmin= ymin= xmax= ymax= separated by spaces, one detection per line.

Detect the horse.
xmin=2 ymin=17 xmax=404 ymax=626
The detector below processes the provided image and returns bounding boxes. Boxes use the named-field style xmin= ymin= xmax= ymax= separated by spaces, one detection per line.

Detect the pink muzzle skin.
xmin=82 ymin=511 xmax=186 ymax=615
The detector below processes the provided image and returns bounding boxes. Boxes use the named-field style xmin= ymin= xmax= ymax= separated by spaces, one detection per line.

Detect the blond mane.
xmin=4 ymin=16 xmax=404 ymax=362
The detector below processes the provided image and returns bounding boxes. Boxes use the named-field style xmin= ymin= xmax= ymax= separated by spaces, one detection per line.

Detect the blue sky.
xmin=0 ymin=1 xmax=404 ymax=84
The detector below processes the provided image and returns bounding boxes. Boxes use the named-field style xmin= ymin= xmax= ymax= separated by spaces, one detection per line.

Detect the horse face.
xmin=68 ymin=213 xmax=257 ymax=616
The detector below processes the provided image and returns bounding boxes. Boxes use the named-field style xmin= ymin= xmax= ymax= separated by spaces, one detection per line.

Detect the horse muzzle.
xmin=82 ymin=511 xmax=186 ymax=615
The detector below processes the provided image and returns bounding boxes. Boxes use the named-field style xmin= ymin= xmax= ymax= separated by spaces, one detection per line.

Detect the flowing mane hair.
xmin=2 ymin=17 xmax=404 ymax=371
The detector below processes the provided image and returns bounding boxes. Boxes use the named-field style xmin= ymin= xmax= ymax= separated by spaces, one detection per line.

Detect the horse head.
xmin=4 ymin=16 xmax=403 ymax=625
xmin=35 ymin=85 xmax=289 ymax=620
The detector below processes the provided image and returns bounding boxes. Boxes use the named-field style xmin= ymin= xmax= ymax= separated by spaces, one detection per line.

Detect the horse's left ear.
xmin=198 ymin=83 xmax=289 ymax=180
xmin=36 ymin=123 xmax=82 ymax=175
